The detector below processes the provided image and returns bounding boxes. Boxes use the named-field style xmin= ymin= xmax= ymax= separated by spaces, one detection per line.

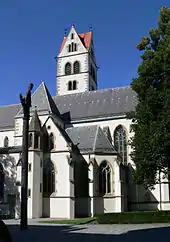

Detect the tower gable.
xmin=58 ymin=25 xmax=91 ymax=58
xmin=56 ymin=26 xmax=97 ymax=96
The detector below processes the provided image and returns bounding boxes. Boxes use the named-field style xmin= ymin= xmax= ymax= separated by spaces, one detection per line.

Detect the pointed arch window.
xmin=114 ymin=125 xmax=127 ymax=165
xmin=49 ymin=133 xmax=54 ymax=151
xmin=29 ymin=133 xmax=33 ymax=148
xmin=99 ymin=161 xmax=112 ymax=195
xmin=43 ymin=159 xmax=55 ymax=196
xmin=34 ymin=132 xmax=39 ymax=149
xmin=73 ymin=61 xmax=80 ymax=74
xmin=65 ymin=62 xmax=71 ymax=75
xmin=4 ymin=136 xmax=9 ymax=148
xmin=0 ymin=163 xmax=4 ymax=201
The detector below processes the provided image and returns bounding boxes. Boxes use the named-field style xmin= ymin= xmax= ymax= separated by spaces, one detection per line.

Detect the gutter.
xmin=70 ymin=114 xmax=127 ymax=124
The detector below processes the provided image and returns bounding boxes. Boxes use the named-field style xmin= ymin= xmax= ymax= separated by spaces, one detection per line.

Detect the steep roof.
xmin=0 ymin=104 xmax=21 ymax=130
xmin=0 ymin=86 xmax=137 ymax=130
xmin=66 ymin=125 xmax=116 ymax=154
xmin=59 ymin=31 xmax=92 ymax=53
xmin=54 ymin=86 xmax=137 ymax=122
xmin=16 ymin=82 xmax=62 ymax=118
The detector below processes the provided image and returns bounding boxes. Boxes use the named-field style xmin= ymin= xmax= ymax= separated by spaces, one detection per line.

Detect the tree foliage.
xmin=129 ymin=6 xmax=170 ymax=189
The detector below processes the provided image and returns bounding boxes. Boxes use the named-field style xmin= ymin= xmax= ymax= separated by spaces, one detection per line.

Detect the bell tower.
xmin=56 ymin=25 xmax=97 ymax=95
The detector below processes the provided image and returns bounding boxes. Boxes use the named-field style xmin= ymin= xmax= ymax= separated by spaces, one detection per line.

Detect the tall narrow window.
xmin=114 ymin=125 xmax=127 ymax=165
xmin=68 ymin=81 xmax=72 ymax=90
xmin=99 ymin=161 xmax=111 ymax=195
xmin=28 ymin=163 xmax=32 ymax=172
xmin=71 ymin=33 xmax=74 ymax=39
xmin=70 ymin=42 xmax=77 ymax=52
xmin=43 ymin=160 xmax=55 ymax=196
xmin=29 ymin=133 xmax=33 ymax=148
xmin=73 ymin=61 xmax=80 ymax=74
xmin=4 ymin=136 xmax=9 ymax=148
xmin=73 ymin=81 xmax=77 ymax=90
xmin=65 ymin=62 xmax=71 ymax=75
xmin=28 ymin=189 xmax=31 ymax=197
xmin=49 ymin=133 xmax=54 ymax=150
xmin=71 ymin=42 xmax=74 ymax=52
xmin=34 ymin=133 xmax=39 ymax=149
xmin=68 ymin=44 xmax=71 ymax=52
xmin=0 ymin=164 xmax=4 ymax=201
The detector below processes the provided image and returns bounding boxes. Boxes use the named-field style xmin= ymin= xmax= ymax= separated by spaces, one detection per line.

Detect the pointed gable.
xmin=15 ymin=82 xmax=62 ymax=118
xmin=43 ymin=82 xmax=62 ymax=117
xmin=59 ymin=25 xmax=92 ymax=55
xmin=66 ymin=125 xmax=116 ymax=154
xmin=29 ymin=110 xmax=42 ymax=132
xmin=102 ymin=126 xmax=112 ymax=143
xmin=94 ymin=127 xmax=115 ymax=153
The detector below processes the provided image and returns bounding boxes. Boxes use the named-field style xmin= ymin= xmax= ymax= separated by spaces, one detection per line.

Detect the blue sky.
xmin=0 ymin=0 xmax=170 ymax=105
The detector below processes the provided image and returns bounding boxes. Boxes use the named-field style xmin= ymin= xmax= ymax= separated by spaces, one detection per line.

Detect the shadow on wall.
xmin=42 ymin=154 xmax=55 ymax=218
xmin=74 ymin=156 xmax=91 ymax=218
xmin=7 ymin=224 xmax=170 ymax=242
xmin=0 ymin=154 xmax=20 ymax=219
xmin=127 ymin=164 xmax=158 ymax=211
xmin=74 ymin=156 xmax=104 ymax=217
xmin=42 ymin=154 xmax=105 ymax=218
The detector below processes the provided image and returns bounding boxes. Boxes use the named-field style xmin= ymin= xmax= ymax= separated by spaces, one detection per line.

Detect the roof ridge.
xmin=0 ymin=103 xmax=20 ymax=108
xmin=42 ymin=83 xmax=63 ymax=119
xmin=42 ymin=82 xmax=52 ymax=113
xmin=93 ymin=125 xmax=99 ymax=152
xmin=54 ymin=86 xmax=132 ymax=99
xmin=0 ymin=86 xmax=132 ymax=107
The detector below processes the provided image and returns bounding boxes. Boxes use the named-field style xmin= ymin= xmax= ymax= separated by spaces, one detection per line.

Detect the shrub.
xmin=96 ymin=211 xmax=170 ymax=224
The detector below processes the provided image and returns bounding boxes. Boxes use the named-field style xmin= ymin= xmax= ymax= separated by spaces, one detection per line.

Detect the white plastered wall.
xmin=70 ymin=117 xmax=170 ymax=212
xmin=43 ymin=117 xmax=74 ymax=219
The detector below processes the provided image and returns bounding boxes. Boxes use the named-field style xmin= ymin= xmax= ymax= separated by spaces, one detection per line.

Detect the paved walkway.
xmin=4 ymin=219 xmax=170 ymax=242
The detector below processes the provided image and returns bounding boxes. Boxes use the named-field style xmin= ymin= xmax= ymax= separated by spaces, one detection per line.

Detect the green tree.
xmin=129 ymin=6 xmax=170 ymax=189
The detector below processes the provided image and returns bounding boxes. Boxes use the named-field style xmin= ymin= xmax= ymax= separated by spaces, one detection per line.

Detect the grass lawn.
xmin=39 ymin=217 xmax=97 ymax=225
xmin=39 ymin=211 xmax=170 ymax=225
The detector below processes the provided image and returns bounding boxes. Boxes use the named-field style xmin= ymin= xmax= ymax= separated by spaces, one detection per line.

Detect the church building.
xmin=0 ymin=25 xmax=170 ymax=219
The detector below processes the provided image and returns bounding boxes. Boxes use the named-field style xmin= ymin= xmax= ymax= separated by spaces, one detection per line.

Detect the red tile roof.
xmin=59 ymin=31 xmax=92 ymax=53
